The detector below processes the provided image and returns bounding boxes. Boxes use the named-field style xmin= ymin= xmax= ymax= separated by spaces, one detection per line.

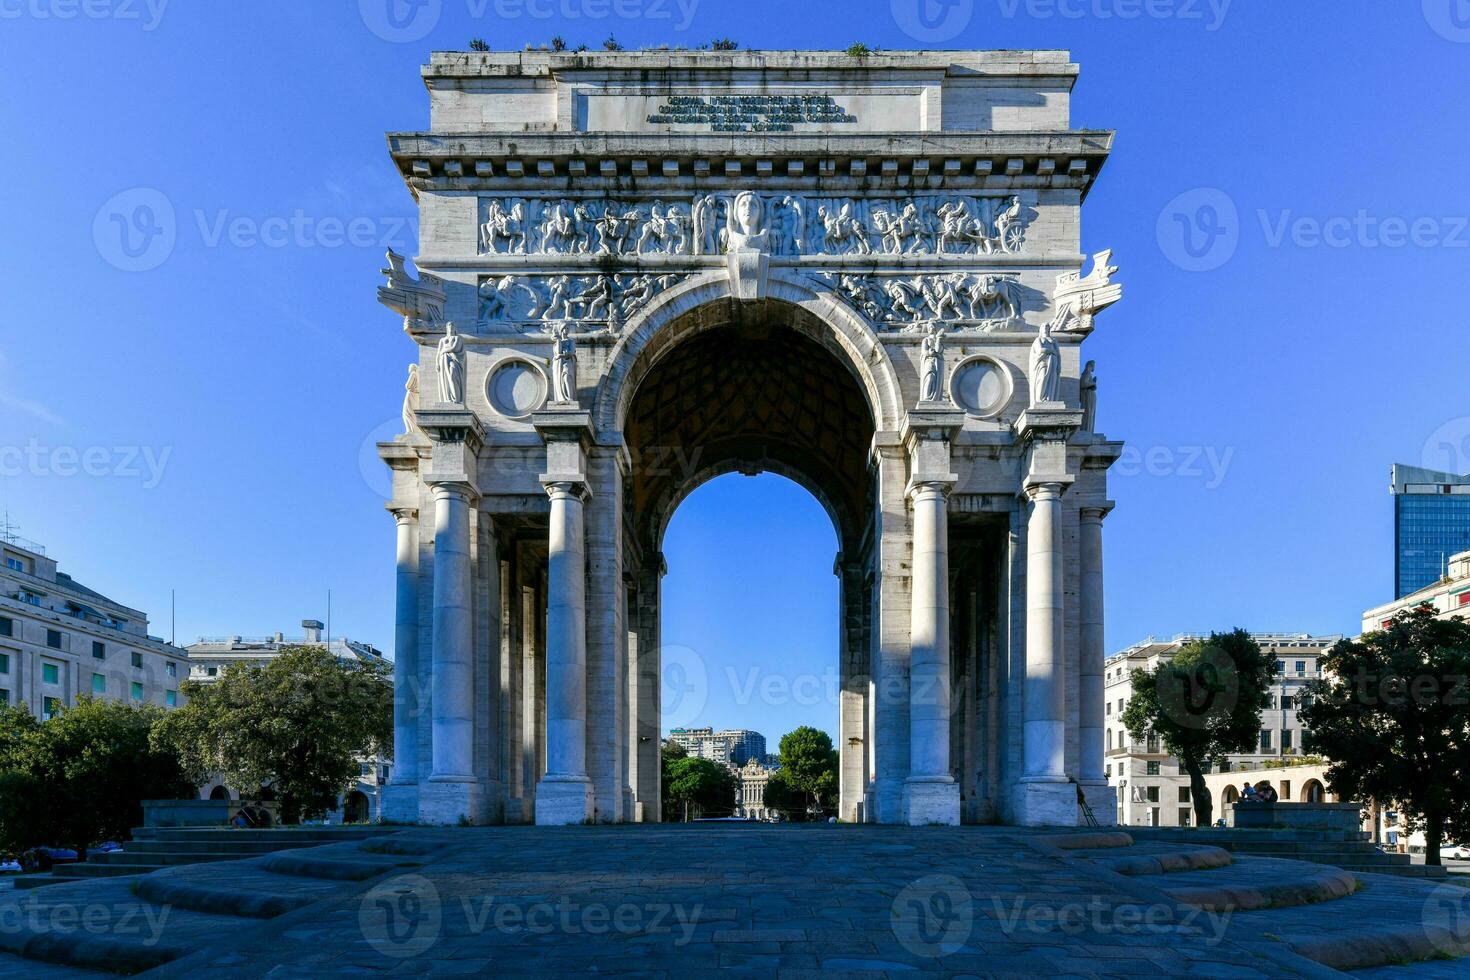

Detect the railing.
xmin=0 ymin=531 xmax=45 ymax=556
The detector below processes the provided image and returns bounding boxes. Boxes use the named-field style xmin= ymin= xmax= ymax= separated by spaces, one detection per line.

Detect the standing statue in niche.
xmin=919 ymin=326 xmax=945 ymax=403
xmin=436 ymin=322 xmax=465 ymax=405
xmin=551 ymin=323 xmax=577 ymax=405
xmin=726 ymin=191 xmax=769 ymax=251
xmin=1080 ymin=360 xmax=1098 ymax=432
xmin=1028 ymin=320 xmax=1061 ymax=407
xmin=402 ymin=363 xmax=422 ymax=437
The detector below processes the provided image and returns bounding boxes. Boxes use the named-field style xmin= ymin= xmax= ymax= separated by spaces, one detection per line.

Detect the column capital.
xmin=1022 ymin=478 xmax=1071 ymax=503
xmin=388 ymin=504 xmax=419 ymax=524
xmin=428 ymin=481 xmax=478 ymax=505
xmin=1078 ymin=501 xmax=1116 ymax=524
xmin=906 ymin=479 xmax=954 ymax=503
xmin=543 ymin=480 xmax=591 ymax=503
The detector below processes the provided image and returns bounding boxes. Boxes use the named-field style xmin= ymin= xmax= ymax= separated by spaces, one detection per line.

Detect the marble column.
xmin=1016 ymin=480 xmax=1073 ymax=825
xmin=382 ymin=507 xmax=420 ymax=822
xmin=535 ymin=480 xmax=594 ymax=824
xmin=1078 ymin=504 xmax=1116 ymax=822
xmin=421 ymin=483 xmax=482 ymax=823
xmin=903 ymin=481 xmax=961 ymax=824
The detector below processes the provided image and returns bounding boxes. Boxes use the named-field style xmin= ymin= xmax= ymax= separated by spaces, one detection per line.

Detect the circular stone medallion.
xmin=949 ymin=356 xmax=1013 ymax=419
xmin=485 ymin=358 xmax=548 ymax=419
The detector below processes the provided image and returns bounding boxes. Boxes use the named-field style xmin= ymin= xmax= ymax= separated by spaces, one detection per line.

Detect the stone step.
xmin=130 ymin=825 xmax=384 ymax=843
xmin=1131 ymin=854 xmax=1359 ymax=912
xmin=93 ymin=849 xmax=279 ymax=866
xmin=134 ymin=859 xmax=353 ymax=918
xmin=1074 ymin=841 xmax=1233 ymax=876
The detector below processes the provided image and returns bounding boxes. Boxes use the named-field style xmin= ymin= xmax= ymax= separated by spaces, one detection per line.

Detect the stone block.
xmin=536 ymin=777 xmax=594 ymax=825
xmin=1013 ymin=779 xmax=1078 ymax=827
xmin=903 ymin=779 xmax=960 ymax=825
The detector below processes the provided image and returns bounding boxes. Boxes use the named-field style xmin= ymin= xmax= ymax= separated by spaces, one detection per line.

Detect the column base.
xmin=535 ymin=776 xmax=594 ymax=825
xmin=903 ymin=778 xmax=961 ymax=825
xmin=380 ymin=781 xmax=419 ymax=824
xmin=1014 ymin=778 xmax=1080 ymax=827
xmin=418 ymin=776 xmax=488 ymax=826
xmin=870 ymin=778 xmax=906 ymax=824
xmin=1080 ymin=782 xmax=1118 ymax=827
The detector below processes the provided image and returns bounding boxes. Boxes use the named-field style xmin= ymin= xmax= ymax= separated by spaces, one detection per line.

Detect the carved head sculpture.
xmin=733 ymin=191 xmax=764 ymax=234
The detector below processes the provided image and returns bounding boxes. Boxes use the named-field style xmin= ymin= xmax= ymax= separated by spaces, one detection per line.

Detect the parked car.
xmin=0 ymin=858 xmax=21 ymax=874
xmin=1441 ymin=843 xmax=1470 ymax=860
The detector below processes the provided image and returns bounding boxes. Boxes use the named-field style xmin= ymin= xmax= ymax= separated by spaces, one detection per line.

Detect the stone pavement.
xmin=148 ymin=826 xmax=1346 ymax=977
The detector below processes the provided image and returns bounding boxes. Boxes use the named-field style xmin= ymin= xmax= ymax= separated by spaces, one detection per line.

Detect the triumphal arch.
xmin=376 ymin=49 xmax=1124 ymax=827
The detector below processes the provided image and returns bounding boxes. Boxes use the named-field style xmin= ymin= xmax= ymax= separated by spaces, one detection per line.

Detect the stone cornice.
xmin=385 ymin=131 xmax=1114 ymax=194
xmin=423 ymin=49 xmax=1080 ymax=79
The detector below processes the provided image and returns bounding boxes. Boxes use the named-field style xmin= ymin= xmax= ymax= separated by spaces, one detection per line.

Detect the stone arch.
xmin=594 ymin=269 xmax=905 ymax=439
xmin=1301 ymin=778 xmax=1326 ymax=803
xmin=343 ymin=790 xmax=371 ymax=824
xmin=653 ymin=461 xmax=844 ymax=555
xmin=208 ymin=785 xmax=231 ymax=801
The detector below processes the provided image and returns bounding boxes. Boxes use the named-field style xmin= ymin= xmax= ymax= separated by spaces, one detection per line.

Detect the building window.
xmin=1282 ymin=729 xmax=1293 ymax=749
xmin=1295 ymin=660 xmax=1306 ymax=675
xmin=46 ymin=629 xmax=63 ymax=650
xmin=165 ymin=690 xmax=177 ymax=707
xmin=1105 ymin=764 xmax=1111 ymax=778
xmin=1105 ymin=701 xmax=1111 ymax=715
xmin=1146 ymin=761 xmax=1160 ymax=776
xmin=93 ymin=641 xmax=105 ymax=659
xmin=5 ymin=557 xmax=23 ymax=572
xmin=1281 ymin=694 xmax=1293 ymax=710
xmin=1146 ymin=786 xmax=1160 ymax=803
xmin=206 ymin=667 xmax=218 ymax=677
xmin=0 ymin=689 xmax=8 ymax=704
xmin=42 ymin=662 xmax=60 ymax=685
xmin=92 ymin=673 xmax=106 ymax=695
xmin=1179 ymin=786 xmax=1191 ymax=802
xmin=1260 ymin=729 xmax=1273 ymax=750
xmin=42 ymin=697 xmax=61 ymax=720
xmin=1178 ymin=808 xmax=1192 ymax=826
xmin=130 ymin=651 xmax=143 ymax=669
xmin=130 ymin=682 xmax=144 ymax=701
xmin=1276 ymin=660 xmax=1284 ymax=674
xmin=0 ymin=653 xmax=8 ymax=675
xmin=166 ymin=662 xmax=176 ymax=678
xmin=0 ymin=617 xmax=11 ymax=637
xmin=1458 ymin=592 xmax=1470 ymax=607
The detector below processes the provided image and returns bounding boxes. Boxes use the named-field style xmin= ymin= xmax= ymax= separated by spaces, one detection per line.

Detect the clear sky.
xmin=1 ymin=2 xmax=1467 ymax=745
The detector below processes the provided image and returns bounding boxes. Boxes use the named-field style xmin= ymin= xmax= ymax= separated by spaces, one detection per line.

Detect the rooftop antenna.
xmin=327 ymin=589 xmax=332 ymax=646
xmin=170 ymin=589 xmax=176 ymax=645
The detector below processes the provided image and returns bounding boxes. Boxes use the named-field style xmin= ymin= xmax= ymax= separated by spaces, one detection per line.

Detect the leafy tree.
xmin=775 ymin=727 xmax=839 ymax=815
xmin=661 ymin=739 xmax=687 ymax=765
xmin=468 ymin=38 xmax=490 ymax=52
xmin=762 ymin=769 xmax=810 ymax=821
xmin=0 ymin=698 xmax=195 ymax=858
xmin=663 ymin=757 xmax=735 ymax=820
xmin=153 ymin=646 xmax=392 ymax=824
xmin=710 ymin=38 xmax=738 ymax=50
xmin=602 ymin=34 xmax=623 ymax=51
xmin=1299 ymin=608 xmax=1470 ymax=866
xmin=846 ymin=42 xmax=873 ymax=58
xmin=1121 ymin=629 xmax=1275 ymax=827
xmin=550 ymin=35 xmax=567 ymax=52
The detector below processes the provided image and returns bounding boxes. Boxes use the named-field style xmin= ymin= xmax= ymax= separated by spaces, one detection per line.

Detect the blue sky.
xmin=1 ymin=1 xmax=1467 ymax=744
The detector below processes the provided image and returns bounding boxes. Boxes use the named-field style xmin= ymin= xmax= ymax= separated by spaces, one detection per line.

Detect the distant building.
xmin=1392 ymin=464 xmax=1470 ymax=598
xmin=1104 ymin=632 xmax=1340 ymax=828
xmin=185 ymin=619 xmax=392 ymax=823
xmin=666 ymin=726 xmax=766 ymax=766
xmin=0 ymin=530 xmax=188 ymax=718
xmin=1364 ymin=549 xmax=1470 ymax=632
xmin=734 ymin=757 xmax=775 ymax=820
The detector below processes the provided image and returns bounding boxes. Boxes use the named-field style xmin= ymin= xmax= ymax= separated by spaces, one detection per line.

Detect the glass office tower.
xmin=1393 ymin=464 xmax=1470 ymax=598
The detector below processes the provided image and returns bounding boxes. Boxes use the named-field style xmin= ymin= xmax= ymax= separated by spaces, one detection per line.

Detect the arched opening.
xmin=621 ymin=308 xmax=877 ymax=824
xmin=1222 ymin=785 xmax=1240 ymax=804
xmin=343 ymin=790 xmax=371 ymax=824
xmin=208 ymin=785 xmax=230 ymax=801
xmin=1302 ymin=779 xmax=1326 ymax=803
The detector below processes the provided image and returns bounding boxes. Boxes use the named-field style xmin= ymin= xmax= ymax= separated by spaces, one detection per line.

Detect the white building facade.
xmin=377 ymin=49 xmax=1125 ymax=827
xmin=1105 ymin=633 xmax=1340 ymax=827
xmin=0 ymin=532 xmax=188 ymax=718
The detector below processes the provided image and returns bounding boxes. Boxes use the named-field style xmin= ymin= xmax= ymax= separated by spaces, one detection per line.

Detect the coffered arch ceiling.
xmin=625 ymin=319 xmax=875 ymax=554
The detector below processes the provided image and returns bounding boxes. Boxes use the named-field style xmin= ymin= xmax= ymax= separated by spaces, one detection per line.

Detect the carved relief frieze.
xmin=477 ymin=272 xmax=694 ymax=331
xmin=814 ymin=271 xmax=1028 ymax=332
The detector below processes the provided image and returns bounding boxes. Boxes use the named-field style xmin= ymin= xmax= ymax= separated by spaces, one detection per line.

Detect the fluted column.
xmin=391 ymin=507 xmax=420 ymax=785
xmin=903 ymin=481 xmax=961 ymax=824
xmin=1078 ymin=505 xmax=1110 ymax=784
xmin=536 ymin=479 xmax=594 ymax=824
xmin=429 ymin=483 xmax=475 ymax=781
xmin=1023 ymin=481 xmax=1066 ymax=779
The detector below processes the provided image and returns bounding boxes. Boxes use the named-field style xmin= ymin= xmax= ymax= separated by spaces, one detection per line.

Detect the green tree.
xmin=775 ymin=727 xmax=839 ymax=816
xmin=663 ymin=756 xmax=735 ymax=820
xmin=762 ymin=769 xmax=809 ymax=821
xmin=0 ymin=698 xmax=195 ymax=858
xmin=1121 ymin=629 xmax=1275 ymax=827
xmin=154 ymin=646 xmax=393 ymax=824
xmin=1299 ymin=608 xmax=1470 ymax=866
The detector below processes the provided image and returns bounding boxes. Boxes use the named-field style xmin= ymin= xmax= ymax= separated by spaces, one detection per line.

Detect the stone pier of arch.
xmin=375 ymin=49 xmax=1126 ymax=828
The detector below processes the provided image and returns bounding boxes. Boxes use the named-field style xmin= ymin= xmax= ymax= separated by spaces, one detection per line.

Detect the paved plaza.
xmin=103 ymin=825 xmax=1459 ymax=977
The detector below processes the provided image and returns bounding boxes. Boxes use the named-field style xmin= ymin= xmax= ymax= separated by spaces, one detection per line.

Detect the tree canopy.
xmin=1121 ymin=629 xmax=1275 ymax=827
xmin=662 ymin=755 xmax=735 ymax=820
xmin=1300 ymin=607 xmax=1470 ymax=866
xmin=773 ymin=726 xmax=839 ymax=818
xmin=0 ymin=698 xmax=195 ymax=858
xmin=153 ymin=646 xmax=393 ymax=824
